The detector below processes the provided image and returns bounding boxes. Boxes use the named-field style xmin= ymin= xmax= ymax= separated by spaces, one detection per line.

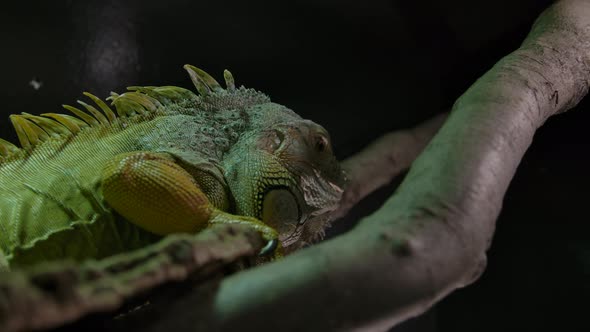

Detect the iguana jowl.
xmin=0 ymin=65 xmax=345 ymax=269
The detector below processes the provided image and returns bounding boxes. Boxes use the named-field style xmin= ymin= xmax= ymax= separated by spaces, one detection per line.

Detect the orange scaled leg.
xmin=101 ymin=151 xmax=279 ymax=255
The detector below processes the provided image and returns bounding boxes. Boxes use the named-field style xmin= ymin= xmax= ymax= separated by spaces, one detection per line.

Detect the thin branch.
xmin=334 ymin=112 xmax=448 ymax=219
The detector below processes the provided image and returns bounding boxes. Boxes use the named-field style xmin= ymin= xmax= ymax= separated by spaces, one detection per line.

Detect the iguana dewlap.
xmin=0 ymin=65 xmax=345 ymax=268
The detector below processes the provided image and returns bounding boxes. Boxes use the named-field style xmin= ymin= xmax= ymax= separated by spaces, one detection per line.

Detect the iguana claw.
xmin=259 ymin=238 xmax=278 ymax=256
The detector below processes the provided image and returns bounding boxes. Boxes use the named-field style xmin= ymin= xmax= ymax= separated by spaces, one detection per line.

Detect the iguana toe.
xmin=258 ymin=238 xmax=278 ymax=257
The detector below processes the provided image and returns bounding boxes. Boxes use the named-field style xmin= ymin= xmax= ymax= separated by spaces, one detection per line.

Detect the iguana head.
xmin=221 ymin=102 xmax=345 ymax=250
xmin=183 ymin=65 xmax=346 ymax=250
xmin=259 ymin=113 xmax=346 ymax=248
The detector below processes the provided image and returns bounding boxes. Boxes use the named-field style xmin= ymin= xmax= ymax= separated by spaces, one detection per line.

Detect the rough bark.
xmin=100 ymin=1 xmax=589 ymax=331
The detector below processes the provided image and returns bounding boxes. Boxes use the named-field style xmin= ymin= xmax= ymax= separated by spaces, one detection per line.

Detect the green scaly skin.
xmin=0 ymin=66 xmax=345 ymax=269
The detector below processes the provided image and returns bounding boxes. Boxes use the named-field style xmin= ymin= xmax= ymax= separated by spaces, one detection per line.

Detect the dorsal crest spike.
xmin=21 ymin=113 xmax=69 ymax=137
xmin=184 ymin=64 xmax=224 ymax=96
xmin=41 ymin=113 xmax=88 ymax=134
xmin=74 ymin=101 xmax=110 ymax=126
xmin=118 ymin=92 xmax=162 ymax=112
xmin=9 ymin=115 xmax=47 ymax=148
xmin=107 ymin=92 xmax=145 ymax=117
xmin=83 ymin=92 xmax=117 ymax=123
xmin=0 ymin=138 xmax=19 ymax=157
xmin=63 ymin=104 xmax=100 ymax=127
xmin=223 ymin=69 xmax=236 ymax=91
xmin=127 ymin=86 xmax=196 ymax=102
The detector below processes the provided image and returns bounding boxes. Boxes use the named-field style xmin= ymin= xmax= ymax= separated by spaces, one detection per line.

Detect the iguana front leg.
xmin=101 ymin=151 xmax=279 ymax=255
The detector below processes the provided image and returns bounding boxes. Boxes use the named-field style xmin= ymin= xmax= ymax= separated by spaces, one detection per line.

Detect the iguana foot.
xmin=209 ymin=211 xmax=283 ymax=259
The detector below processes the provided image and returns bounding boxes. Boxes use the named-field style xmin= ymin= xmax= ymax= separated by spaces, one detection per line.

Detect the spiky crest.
xmin=0 ymin=65 xmax=245 ymax=159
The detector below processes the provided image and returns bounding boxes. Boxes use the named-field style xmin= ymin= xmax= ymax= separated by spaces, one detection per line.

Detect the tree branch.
xmin=103 ymin=1 xmax=589 ymax=331
xmin=333 ymin=112 xmax=448 ymax=220
xmin=0 ymin=225 xmax=264 ymax=332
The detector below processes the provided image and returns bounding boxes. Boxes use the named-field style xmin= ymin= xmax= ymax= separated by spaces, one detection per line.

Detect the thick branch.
xmin=106 ymin=1 xmax=590 ymax=331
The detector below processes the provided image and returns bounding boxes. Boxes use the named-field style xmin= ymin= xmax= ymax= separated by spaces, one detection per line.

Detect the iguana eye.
xmin=273 ymin=131 xmax=283 ymax=147
xmin=260 ymin=129 xmax=285 ymax=152
xmin=270 ymin=129 xmax=285 ymax=151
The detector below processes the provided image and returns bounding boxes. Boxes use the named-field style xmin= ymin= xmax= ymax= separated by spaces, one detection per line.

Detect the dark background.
xmin=1 ymin=0 xmax=589 ymax=331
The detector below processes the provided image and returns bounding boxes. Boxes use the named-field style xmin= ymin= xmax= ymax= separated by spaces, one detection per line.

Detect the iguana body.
xmin=0 ymin=66 xmax=345 ymax=269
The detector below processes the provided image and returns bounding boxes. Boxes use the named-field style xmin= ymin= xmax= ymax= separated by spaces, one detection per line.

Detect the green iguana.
xmin=0 ymin=65 xmax=345 ymax=269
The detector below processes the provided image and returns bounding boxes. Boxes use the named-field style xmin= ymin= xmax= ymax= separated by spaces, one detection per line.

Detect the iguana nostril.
xmin=314 ymin=134 xmax=329 ymax=152
xmin=299 ymin=122 xmax=331 ymax=151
